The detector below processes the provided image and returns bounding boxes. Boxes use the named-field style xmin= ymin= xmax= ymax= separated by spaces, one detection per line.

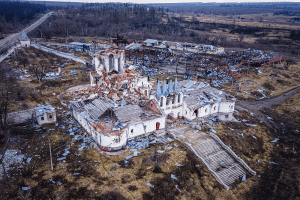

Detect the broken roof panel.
xmin=184 ymin=81 xmax=194 ymax=89
xmin=34 ymin=104 xmax=55 ymax=117
xmin=71 ymin=97 xmax=115 ymax=120
xmin=113 ymin=104 xmax=143 ymax=123
xmin=182 ymin=86 xmax=234 ymax=109
xmin=144 ymin=39 xmax=158 ymax=44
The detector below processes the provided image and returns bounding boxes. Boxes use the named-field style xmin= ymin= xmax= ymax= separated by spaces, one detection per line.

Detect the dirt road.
xmin=235 ymin=86 xmax=300 ymax=121
xmin=0 ymin=12 xmax=53 ymax=51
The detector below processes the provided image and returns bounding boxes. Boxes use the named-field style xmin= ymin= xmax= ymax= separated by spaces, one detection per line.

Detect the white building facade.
xmin=70 ymin=98 xmax=166 ymax=151
xmin=151 ymin=79 xmax=236 ymax=121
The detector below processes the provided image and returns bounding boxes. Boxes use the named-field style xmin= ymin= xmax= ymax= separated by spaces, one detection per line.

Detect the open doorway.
xmin=156 ymin=122 xmax=160 ymax=130
xmin=194 ymin=109 xmax=198 ymax=117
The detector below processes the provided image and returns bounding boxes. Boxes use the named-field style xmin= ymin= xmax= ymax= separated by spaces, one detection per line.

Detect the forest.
xmin=27 ymin=2 xmax=300 ymax=56
xmin=1 ymin=1 xmax=300 ymax=55
xmin=0 ymin=1 xmax=48 ymax=35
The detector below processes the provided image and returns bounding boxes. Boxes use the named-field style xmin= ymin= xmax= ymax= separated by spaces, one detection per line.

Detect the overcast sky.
xmin=30 ymin=0 xmax=300 ymax=4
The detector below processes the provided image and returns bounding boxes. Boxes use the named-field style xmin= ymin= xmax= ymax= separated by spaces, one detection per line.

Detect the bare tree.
xmin=28 ymin=62 xmax=48 ymax=83
xmin=19 ymin=55 xmax=28 ymax=68
xmin=49 ymin=57 xmax=56 ymax=67
xmin=0 ymin=62 xmax=20 ymax=179
xmin=285 ymin=59 xmax=295 ymax=70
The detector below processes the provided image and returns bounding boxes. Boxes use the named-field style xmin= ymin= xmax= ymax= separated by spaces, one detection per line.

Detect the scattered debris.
xmin=147 ymin=183 xmax=154 ymax=188
xmin=245 ymin=123 xmax=257 ymax=127
xmin=57 ymin=157 xmax=66 ymax=161
xmin=175 ymin=185 xmax=181 ymax=192
xmin=237 ymin=132 xmax=244 ymax=137
xmin=271 ymin=138 xmax=279 ymax=143
xmin=22 ymin=187 xmax=30 ymax=191
xmin=242 ymin=174 xmax=246 ymax=182
xmin=210 ymin=128 xmax=217 ymax=133
xmin=171 ymin=174 xmax=178 ymax=181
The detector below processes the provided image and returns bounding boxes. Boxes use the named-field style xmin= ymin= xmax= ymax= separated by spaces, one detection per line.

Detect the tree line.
xmin=0 ymin=1 xmax=48 ymax=34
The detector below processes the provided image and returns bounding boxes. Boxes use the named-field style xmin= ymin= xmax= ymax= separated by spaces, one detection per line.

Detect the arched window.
xmin=214 ymin=106 xmax=216 ymax=111
xmin=167 ymin=95 xmax=172 ymax=105
xmin=178 ymin=93 xmax=181 ymax=103
xmin=172 ymin=96 xmax=175 ymax=104
xmin=118 ymin=58 xmax=121 ymax=71
xmin=109 ymin=54 xmax=114 ymax=71
xmin=205 ymin=108 xmax=208 ymax=113
xmin=160 ymin=97 xmax=163 ymax=107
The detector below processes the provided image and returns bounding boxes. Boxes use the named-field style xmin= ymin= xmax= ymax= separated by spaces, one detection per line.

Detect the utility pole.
xmin=49 ymin=139 xmax=53 ymax=170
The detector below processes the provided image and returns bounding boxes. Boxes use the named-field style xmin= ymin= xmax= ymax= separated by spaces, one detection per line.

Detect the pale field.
xmin=184 ymin=13 xmax=300 ymax=30
xmin=222 ymin=63 xmax=300 ymax=100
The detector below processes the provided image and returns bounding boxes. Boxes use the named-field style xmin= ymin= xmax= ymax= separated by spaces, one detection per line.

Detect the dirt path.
xmin=235 ymin=86 xmax=300 ymax=122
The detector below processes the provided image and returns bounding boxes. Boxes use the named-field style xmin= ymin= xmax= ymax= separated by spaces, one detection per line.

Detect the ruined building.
xmin=72 ymin=48 xmax=236 ymax=151
xmin=70 ymin=97 xmax=166 ymax=151
xmin=90 ymin=49 xmax=125 ymax=87
xmin=7 ymin=104 xmax=56 ymax=125
xmin=93 ymin=49 xmax=125 ymax=74
xmin=71 ymin=77 xmax=236 ymax=151
xmin=90 ymin=49 xmax=152 ymax=102
xmin=151 ymin=78 xmax=236 ymax=121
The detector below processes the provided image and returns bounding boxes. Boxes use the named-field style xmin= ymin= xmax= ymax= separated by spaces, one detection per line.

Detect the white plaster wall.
xmin=198 ymin=104 xmax=211 ymax=118
xmin=100 ymin=132 xmax=127 ymax=149
xmin=219 ymin=102 xmax=235 ymax=113
xmin=182 ymin=102 xmax=196 ymax=120
xmin=37 ymin=112 xmax=56 ymax=125
xmin=21 ymin=40 xmax=30 ymax=47
xmin=94 ymin=57 xmax=100 ymax=70
xmin=104 ymin=57 xmax=109 ymax=72
xmin=120 ymin=52 xmax=124 ymax=73
xmin=169 ymin=107 xmax=182 ymax=118
xmin=90 ymin=73 xmax=96 ymax=86
xmin=150 ymin=95 xmax=156 ymax=100
xmin=218 ymin=112 xmax=234 ymax=121
xmin=128 ymin=122 xmax=145 ymax=139
xmin=136 ymin=77 xmax=148 ymax=87
xmin=114 ymin=57 xmax=119 ymax=71
xmin=159 ymin=93 xmax=183 ymax=119
xmin=127 ymin=116 xmax=166 ymax=140
xmin=211 ymin=103 xmax=220 ymax=115
xmin=72 ymin=108 xmax=127 ymax=150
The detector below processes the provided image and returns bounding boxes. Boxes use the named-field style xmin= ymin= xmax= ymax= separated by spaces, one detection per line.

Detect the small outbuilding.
xmin=34 ymin=104 xmax=56 ymax=125
xmin=20 ymin=31 xmax=30 ymax=48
